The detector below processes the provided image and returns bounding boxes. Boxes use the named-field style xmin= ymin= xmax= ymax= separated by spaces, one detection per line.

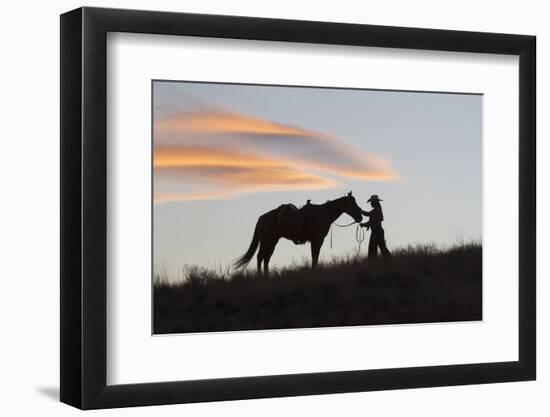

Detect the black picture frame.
xmin=60 ymin=6 xmax=536 ymax=410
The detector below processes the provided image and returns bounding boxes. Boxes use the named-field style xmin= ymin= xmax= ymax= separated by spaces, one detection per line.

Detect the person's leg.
xmin=378 ymin=227 xmax=391 ymax=258
xmin=367 ymin=231 xmax=378 ymax=259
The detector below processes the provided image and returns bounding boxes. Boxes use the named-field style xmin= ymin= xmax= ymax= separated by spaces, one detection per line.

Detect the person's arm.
xmin=360 ymin=209 xmax=371 ymax=228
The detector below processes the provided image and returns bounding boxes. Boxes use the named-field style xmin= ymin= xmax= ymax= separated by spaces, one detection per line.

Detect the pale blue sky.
xmin=153 ymin=81 xmax=482 ymax=279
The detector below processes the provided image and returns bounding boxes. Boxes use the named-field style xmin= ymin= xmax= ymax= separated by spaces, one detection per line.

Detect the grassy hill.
xmin=153 ymin=243 xmax=482 ymax=334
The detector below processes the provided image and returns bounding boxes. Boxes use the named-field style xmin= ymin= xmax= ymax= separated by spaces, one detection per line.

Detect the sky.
xmin=153 ymin=81 xmax=482 ymax=280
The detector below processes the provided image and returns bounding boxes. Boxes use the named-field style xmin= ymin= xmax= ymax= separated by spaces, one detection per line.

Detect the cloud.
xmin=154 ymin=145 xmax=335 ymax=202
xmin=154 ymin=108 xmax=398 ymax=203
xmin=156 ymin=109 xmax=324 ymax=138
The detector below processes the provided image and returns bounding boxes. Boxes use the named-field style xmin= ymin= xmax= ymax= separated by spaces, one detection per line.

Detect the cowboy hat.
xmin=367 ymin=195 xmax=383 ymax=202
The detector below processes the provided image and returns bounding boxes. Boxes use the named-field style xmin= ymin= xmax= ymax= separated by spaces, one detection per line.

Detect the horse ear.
xmin=348 ymin=191 xmax=352 ymax=196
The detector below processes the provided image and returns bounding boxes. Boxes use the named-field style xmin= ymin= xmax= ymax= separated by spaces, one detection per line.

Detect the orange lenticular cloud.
xmin=153 ymin=108 xmax=399 ymax=204
xmin=154 ymin=145 xmax=336 ymax=203
xmin=155 ymin=146 xmax=282 ymax=169
xmin=156 ymin=110 xmax=327 ymax=139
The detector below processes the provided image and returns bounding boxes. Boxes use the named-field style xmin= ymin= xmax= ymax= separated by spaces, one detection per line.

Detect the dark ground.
xmin=153 ymin=243 xmax=482 ymax=334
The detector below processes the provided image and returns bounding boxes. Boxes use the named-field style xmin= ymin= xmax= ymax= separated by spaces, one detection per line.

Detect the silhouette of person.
xmin=360 ymin=195 xmax=391 ymax=259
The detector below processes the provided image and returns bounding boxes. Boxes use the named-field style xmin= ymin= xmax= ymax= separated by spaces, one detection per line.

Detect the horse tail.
xmin=233 ymin=221 xmax=261 ymax=269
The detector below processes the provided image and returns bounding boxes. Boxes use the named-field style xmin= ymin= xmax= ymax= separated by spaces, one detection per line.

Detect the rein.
xmin=334 ymin=220 xmax=357 ymax=228
xmin=330 ymin=221 xmax=366 ymax=258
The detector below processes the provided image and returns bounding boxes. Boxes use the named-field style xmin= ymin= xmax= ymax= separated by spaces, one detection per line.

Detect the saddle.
xmin=277 ymin=203 xmax=311 ymax=244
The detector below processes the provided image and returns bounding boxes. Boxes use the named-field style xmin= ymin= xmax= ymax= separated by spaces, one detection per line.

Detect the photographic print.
xmin=153 ymin=81 xmax=482 ymax=334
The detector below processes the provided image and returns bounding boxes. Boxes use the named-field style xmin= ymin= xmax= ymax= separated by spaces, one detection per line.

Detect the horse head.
xmin=343 ymin=191 xmax=363 ymax=223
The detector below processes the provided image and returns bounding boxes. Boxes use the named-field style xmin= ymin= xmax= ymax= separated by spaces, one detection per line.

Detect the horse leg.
xmin=264 ymin=253 xmax=271 ymax=277
xmin=257 ymin=240 xmax=265 ymax=276
xmin=263 ymin=238 xmax=278 ymax=277
xmin=310 ymin=239 xmax=322 ymax=269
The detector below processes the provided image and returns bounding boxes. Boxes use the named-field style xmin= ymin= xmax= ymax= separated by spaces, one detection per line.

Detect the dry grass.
xmin=153 ymin=243 xmax=482 ymax=334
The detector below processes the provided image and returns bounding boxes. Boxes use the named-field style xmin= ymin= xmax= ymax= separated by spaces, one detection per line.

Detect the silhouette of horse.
xmin=233 ymin=192 xmax=363 ymax=275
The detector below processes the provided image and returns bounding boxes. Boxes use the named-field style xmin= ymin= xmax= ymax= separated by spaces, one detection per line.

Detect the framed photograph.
xmin=60 ymin=6 xmax=536 ymax=409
